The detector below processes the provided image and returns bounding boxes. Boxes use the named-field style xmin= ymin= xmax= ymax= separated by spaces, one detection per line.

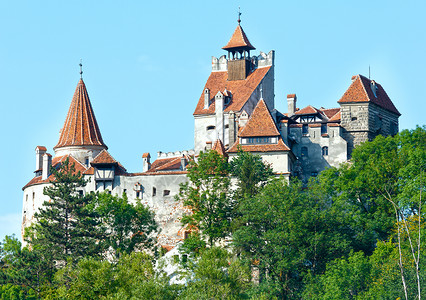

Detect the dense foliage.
xmin=1 ymin=127 xmax=424 ymax=299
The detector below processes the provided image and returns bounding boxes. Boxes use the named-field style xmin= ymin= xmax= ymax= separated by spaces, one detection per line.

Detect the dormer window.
xmin=242 ymin=136 xmax=277 ymax=145
xmin=371 ymin=81 xmax=378 ymax=98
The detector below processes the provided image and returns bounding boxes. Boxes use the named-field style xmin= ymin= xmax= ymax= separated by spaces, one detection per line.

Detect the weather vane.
xmin=238 ymin=7 xmax=241 ymax=24
xmin=79 ymin=59 xmax=83 ymax=79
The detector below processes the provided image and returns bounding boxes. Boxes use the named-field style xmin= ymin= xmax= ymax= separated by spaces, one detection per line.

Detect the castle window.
xmin=321 ymin=124 xmax=327 ymax=135
xmin=322 ymin=146 xmax=329 ymax=156
xmin=85 ymin=157 xmax=89 ymax=167
xmin=301 ymin=147 xmax=308 ymax=158
xmin=246 ymin=137 xmax=273 ymax=144
xmin=311 ymin=171 xmax=318 ymax=177
xmin=78 ymin=190 xmax=84 ymax=197
xmin=351 ymin=117 xmax=357 ymax=121
xmin=225 ymin=124 xmax=229 ymax=129
xmin=163 ymin=190 xmax=170 ymax=196
xmin=302 ymin=124 xmax=308 ymax=135
xmin=207 ymin=125 xmax=215 ymax=131
xmin=153 ymin=187 xmax=157 ymax=197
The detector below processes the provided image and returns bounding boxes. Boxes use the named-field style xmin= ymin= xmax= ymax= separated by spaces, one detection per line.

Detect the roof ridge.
xmin=357 ymin=74 xmax=372 ymax=103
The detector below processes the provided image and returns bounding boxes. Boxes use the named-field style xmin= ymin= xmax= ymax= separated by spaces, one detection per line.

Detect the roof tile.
xmin=193 ymin=67 xmax=271 ymax=115
xmin=338 ymin=74 xmax=400 ymax=115
xmin=54 ymin=79 xmax=107 ymax=149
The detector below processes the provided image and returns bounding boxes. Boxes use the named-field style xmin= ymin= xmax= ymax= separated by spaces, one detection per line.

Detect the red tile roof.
xmin=222 ymin=25 xmax=255 ymax=50
xmin=54 ymin=79 xmax=107 ymax=150
xmin=320 ymin=108 xmax=340 ymax=119
xmin=287 ymin=94 xmax=296 ymax=98
xmin=212 ymin=139 xmax=228 ymax=157
xmin=91 ymin=150 xmax=127 ymax=174
xmin=338 ymin=74 xmax=400 ymax=115
xmin=295 ymin=105 xmax=320 ymax=115
xmin=144 ymin=155 xmax=191 ymax=174
xmin=36 ymin=146 xmax=47 ymax=151
xmin=193 ymin=67 xmax=271 ymax=116
xmin=239 ymin=99 xmax=280 ymax=137
xmin=23 ymin=155 xmax=88 ymax=190
xmin=328 ymin=111 xmax=341 ymax=122
xmin=142 ymin=153 xmax=150 ymax=158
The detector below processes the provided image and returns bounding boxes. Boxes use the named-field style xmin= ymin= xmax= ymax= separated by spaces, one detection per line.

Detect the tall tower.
xmin=54 ymin=78 xmax=107 ymax=165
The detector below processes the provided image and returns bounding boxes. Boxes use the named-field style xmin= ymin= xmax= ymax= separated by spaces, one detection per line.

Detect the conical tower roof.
xmin=222 ymin=24 xmax=255 ymax=51
xmin=54 ymin=79 xmax=107 ymax=150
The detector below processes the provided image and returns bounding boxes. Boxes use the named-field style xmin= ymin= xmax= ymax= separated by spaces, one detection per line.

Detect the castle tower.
xmin=193 ymin=18 xmax=275 ymax=153
xmin=54 ymin=78 xmax=107 ymax=165
xmin=338 ymin=74 xmax=400 ymax=157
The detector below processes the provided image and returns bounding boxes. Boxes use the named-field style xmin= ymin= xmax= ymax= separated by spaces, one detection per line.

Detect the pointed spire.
xmin=212 ymin=139 xmax=228 ymax=158
xmin=222 ymin=19 xmax=255 ymax=51
xmin=54 ymin=79 xmax=107 ymax=150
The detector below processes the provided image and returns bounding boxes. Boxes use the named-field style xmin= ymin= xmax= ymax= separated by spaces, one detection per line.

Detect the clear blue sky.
xmin=1 ymin=0 xmax=424 ymax=241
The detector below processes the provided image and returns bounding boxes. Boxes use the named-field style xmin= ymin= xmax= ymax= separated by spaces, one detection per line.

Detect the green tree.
xmin=0 ymin=235 xmax=53 ymax=298
xmin=229 ymin=147 xmax=274 ymax=198
xmin=90 ymin=192 xmax=158 ymax=258
xmin=54 ymin=252 xmax=177 ymax=300
xmin=27 ymin=157 xmax=106 ymax=264
xmin=233 ymin=178 xmax=353 ymax=298
xmin=177 ymin=150 xmax=232 ymax=246
xmin=178 ymin=247 xmax=251 ymax=300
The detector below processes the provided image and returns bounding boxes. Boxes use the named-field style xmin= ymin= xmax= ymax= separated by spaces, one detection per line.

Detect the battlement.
xmin=157 ymin=149 xmax=195 ymax=159
xmin=211 ymin=50 xmax=274 ymax=73
xmin=254 ymin=50 xmax=275 ymax=68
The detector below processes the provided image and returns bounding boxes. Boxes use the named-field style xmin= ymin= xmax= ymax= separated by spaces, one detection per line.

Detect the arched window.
xmin=322 ymin=146 xmax=329 ymax=156
xmin=301 ymin=147 xmax=308 ymax=158
xmin=207 ymin=125 xmax=215 ymax=131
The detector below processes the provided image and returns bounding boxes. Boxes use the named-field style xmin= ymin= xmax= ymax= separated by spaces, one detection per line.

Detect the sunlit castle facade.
xmin=22 ymin=19 xmax=400 ymax=249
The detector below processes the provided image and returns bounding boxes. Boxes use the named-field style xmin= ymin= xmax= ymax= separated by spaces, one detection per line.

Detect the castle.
xmin=22 ymin=19 xmax=400 ymax=249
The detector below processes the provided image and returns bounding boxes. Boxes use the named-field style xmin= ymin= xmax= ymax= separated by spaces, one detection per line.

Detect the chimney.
xmin=142 ymin=153 xmax=151 ymax=172
xmin=42 ymin=153 xmax=52 ymax=180
xmin=215 ymin=91 xmax=224 ymax=114
xmin=287 ymin=94 xmax=297 ymax=117
xmin=228 ymin=111 xmax=236 ymax=147
xmin=35 ymin=146 xmax=47 ymax=172
xmin=204 ymin=88 xmax=210 ymax=109
xmin=180 ymin=156 xmax=186 ymax=171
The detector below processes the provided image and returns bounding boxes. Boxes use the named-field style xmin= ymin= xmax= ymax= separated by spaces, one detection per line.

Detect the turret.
xmin=222 ymin=17 xmax=255 ymax=81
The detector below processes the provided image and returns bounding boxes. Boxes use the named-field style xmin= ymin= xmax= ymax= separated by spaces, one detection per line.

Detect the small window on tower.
xmin=322 ymin=146 xmax=329 ymax=156
xmin=153 ymin=187 xmax=157 ymax=197
xmin=136 ymin=191 xmax=140 ymax=199
xmin=163 ymin=190 xmax=170 ymax=196
xmin=85 ymin=157 xmax=89 ymax=167
xmin=321 ymin=124 xmax=327 ymax=135
xmin=302 ymin=124 xmax=309 ymax=135
xmin=207 ymin=125 xmax=215 ymax=131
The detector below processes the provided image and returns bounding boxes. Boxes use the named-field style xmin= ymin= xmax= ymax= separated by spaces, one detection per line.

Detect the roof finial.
xmin=238 ymin=7 xmax=241 ymax=24
xmin=79 ymin=59 xmax=83 ymax=79
xmin=260 ymin=83 xmax=263 ymax=99
xmin=368 ymin=65 xmax=371 ymax=79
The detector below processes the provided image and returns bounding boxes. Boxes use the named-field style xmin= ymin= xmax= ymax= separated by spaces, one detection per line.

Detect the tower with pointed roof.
xmin=338 ymin=74 xmax=401 ymax=156
xmin=54 ymin=78 xmax=108 ymax=165
xmin=194 ymin=17 xmax=275 ymax=153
